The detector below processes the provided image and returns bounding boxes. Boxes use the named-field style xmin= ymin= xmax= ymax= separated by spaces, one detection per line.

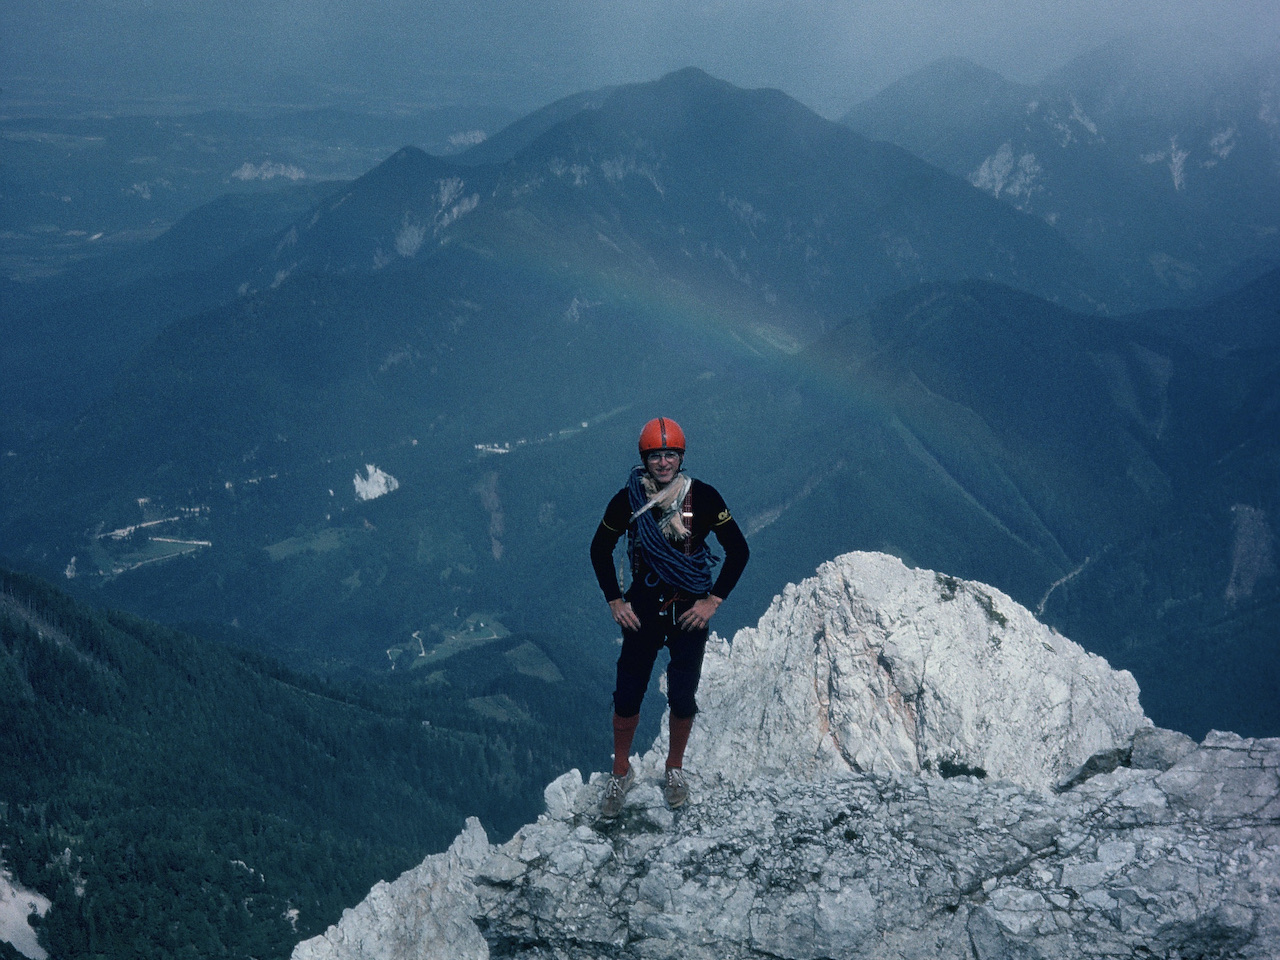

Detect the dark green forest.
xmin=0 ymin=568 xmax=608 ymax=959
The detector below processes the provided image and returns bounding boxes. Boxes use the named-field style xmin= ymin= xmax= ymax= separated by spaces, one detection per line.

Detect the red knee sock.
xmin=666 ymin=714 xmax=694 ymax=770
xmin=612 ymin=712 xmax=640 ymax=776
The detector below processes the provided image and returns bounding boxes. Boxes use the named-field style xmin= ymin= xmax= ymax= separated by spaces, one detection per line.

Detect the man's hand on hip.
xmin=609 ymin=598 xmax=641 ymax=631
xmin=678 ymin=595 xmax=721 ymax=631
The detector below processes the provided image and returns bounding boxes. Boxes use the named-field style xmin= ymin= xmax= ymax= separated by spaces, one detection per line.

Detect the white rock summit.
xmin=294 ymin=552 xmax=1280 ymax=960
xmin=649 ymin=552 xmax=1145 ymax=791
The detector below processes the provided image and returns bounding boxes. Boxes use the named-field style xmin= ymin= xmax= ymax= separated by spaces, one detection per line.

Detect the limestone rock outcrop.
xmin=646 ymin=552 xmax=1146 ymax=791
xmin=294 ymin=552 xmax=1279 ymax=960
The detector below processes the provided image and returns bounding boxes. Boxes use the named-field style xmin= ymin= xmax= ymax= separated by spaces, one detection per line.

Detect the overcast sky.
xmin=3 ymin=0 xmax=1277 ymax=118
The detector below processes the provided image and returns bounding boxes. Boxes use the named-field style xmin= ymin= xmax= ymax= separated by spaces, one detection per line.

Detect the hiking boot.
xmin=600 ymin=766 xmax=635 ymax=818
xmin=663 ymin=767 xmax=689 ymax=809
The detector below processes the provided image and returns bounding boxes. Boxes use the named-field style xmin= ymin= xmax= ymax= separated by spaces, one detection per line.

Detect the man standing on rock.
xmin=590 ymin=417 xmax=750 ymax=816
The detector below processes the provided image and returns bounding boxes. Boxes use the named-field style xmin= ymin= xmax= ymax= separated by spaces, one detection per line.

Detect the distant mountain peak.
xmin=654 ymin=64 xmax=720 ymax=86
xmin=575 ymin=64 xmax=814 ymax=142
xmin=842 ymin=39 xmax=1280 ymax=304
xmin=356 ymin=144 xmax=445 ymax=182
xmin=906 ymin=54 xmax=1015 ymax=86
xmin=842 ymin=56 xmax=1028 ymax=125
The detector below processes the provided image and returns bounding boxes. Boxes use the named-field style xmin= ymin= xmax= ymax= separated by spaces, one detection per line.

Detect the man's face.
xmin=644 ymin=450 xmax=682 ymax=486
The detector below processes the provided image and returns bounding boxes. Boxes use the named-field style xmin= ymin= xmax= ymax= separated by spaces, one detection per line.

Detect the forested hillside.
xmin=0 ymin=568 xmax=607 ymax=959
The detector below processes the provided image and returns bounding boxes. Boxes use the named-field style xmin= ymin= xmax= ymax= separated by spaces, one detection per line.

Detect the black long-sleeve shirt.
xmin=590 ymin=479 xmax=749 ymax=602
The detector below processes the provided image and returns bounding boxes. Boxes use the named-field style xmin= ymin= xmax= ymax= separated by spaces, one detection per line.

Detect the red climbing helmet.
xmin=638 ymin=417 xmax=686 ymax=457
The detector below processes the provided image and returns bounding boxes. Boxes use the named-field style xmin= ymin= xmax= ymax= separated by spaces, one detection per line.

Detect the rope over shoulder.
xmin=626 ymin=466 xmax=713 ymax=595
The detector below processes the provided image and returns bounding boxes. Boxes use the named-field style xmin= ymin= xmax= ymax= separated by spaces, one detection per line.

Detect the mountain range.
xmin=843 ymin=39 xmax=1280 ymax=305
xmin=2 ymin=48 xmax=1279 ymax=960
xmin=0 ymin=102 xmax=518 ymax=440
xmin=2 ymin=61 xmax=1278 ymax=738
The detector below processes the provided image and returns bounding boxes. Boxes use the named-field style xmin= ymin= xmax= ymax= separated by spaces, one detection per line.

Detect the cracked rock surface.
xmin=664 ymin=552 xmax=1147 ymax=791
xmin=294 ymin=553 xmax=1279 ymax=960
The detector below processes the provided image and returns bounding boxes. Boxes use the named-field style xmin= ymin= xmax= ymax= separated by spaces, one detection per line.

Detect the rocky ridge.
xmin=294 ymin=553 xmax=1280 ymax=959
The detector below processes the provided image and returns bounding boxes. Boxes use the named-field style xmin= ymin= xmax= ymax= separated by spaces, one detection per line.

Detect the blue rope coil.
xmin=626 ymin=466 xmax=713 ymax=596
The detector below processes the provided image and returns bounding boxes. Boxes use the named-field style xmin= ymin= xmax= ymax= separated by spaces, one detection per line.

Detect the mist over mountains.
xmin=843 ymin=39 xmax=1280 ymax=305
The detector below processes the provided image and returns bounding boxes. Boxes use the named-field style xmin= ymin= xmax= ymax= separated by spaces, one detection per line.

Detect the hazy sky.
xmin=3 ymin=0 xmax=1277 ymax=117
